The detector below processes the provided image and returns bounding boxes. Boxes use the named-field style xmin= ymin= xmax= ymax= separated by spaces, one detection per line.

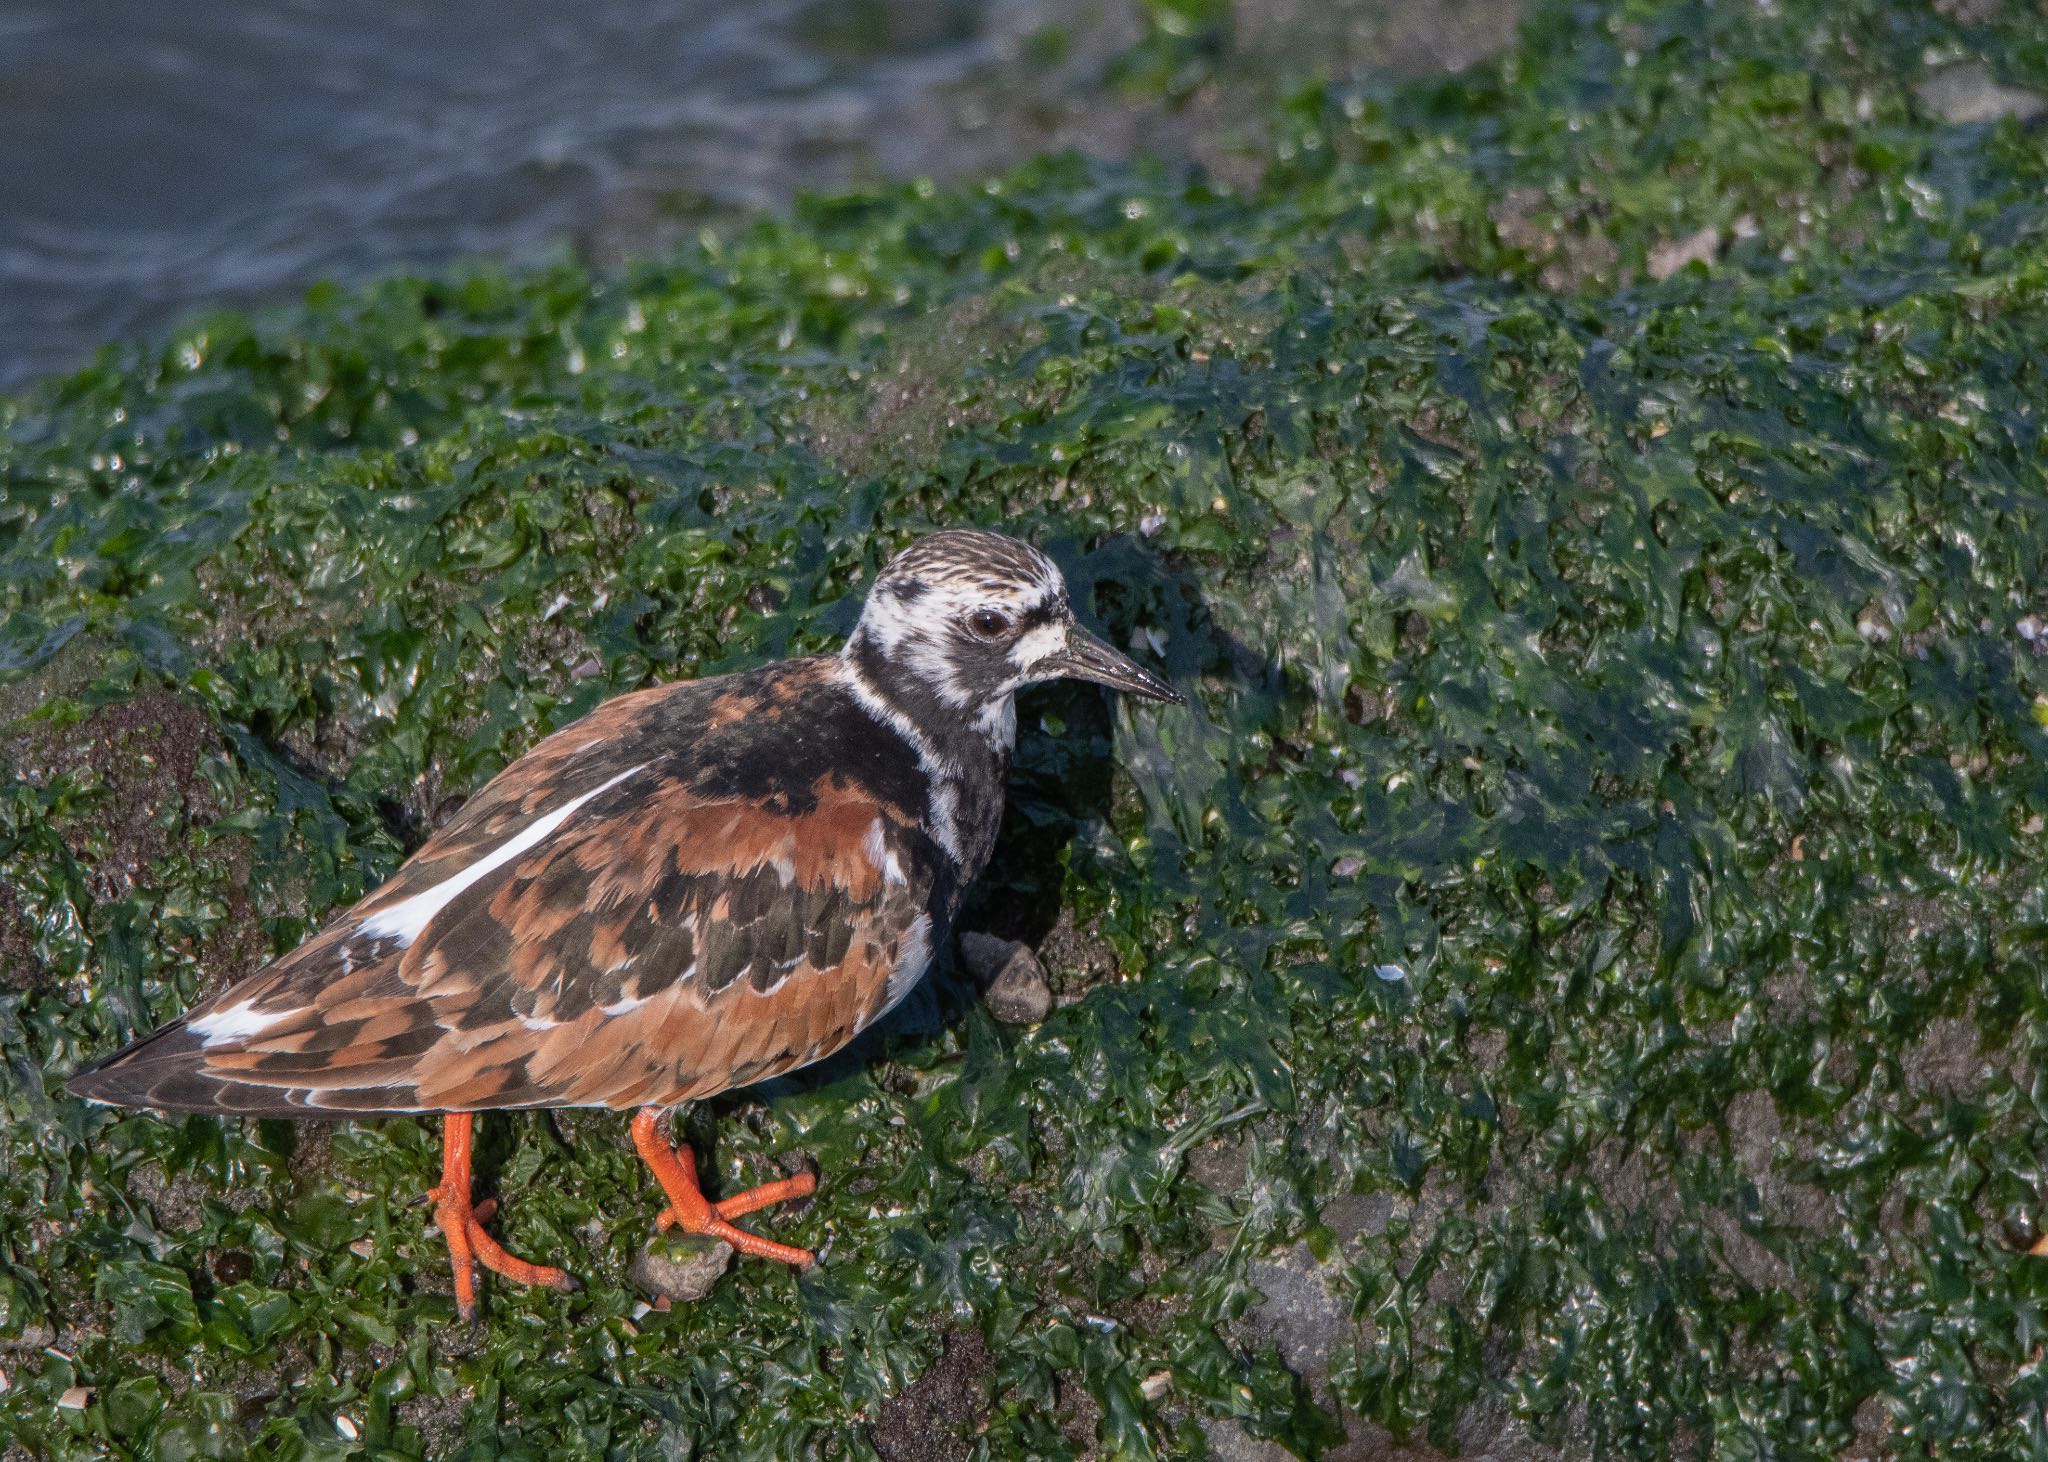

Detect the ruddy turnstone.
xmin=69 ymin=529 xmax=1181 ymax=1318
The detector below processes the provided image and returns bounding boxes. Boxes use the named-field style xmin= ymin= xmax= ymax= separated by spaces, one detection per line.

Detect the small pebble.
xmin=632 ymin=1232 xmax=734 ymax=1303
xmin=336 ymin=1416 xmax=360 ymax=1441
xmin=58 ymin=1385 xmax=93 ymax=1410
xmin=1916 ymin=63 xmax=2048 ymax=126
xmin=1374 ymin=964 xmax=1407 ymax=983
xmin=1647 ymin=226 xmax=1721 ymax=280
xmin=958 ymin=932 xmax=1054 ymax=1024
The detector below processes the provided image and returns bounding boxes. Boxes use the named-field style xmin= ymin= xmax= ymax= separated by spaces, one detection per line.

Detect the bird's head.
xmin=846 ymin=529 xmax=1181 ymax=744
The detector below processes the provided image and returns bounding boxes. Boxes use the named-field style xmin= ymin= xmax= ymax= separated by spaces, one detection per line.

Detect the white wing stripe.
xmin=190 ymin=998 xmax=289 ymax=1045
xmin=355 ymin=765 xmax=644 ymax=948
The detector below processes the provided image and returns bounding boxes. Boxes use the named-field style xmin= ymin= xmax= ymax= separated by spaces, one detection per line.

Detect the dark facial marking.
xmin=1017 ymin=598 xmax=1063 ymax=631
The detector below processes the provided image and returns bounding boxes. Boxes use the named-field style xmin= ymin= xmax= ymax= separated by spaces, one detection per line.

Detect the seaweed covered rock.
xmin=4 ymin=0 xmax=2048 ymax=1456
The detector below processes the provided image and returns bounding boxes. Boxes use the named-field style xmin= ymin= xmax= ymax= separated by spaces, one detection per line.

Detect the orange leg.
xmin=428 ymin=1112 xmax=578 ymax=1321
xmin=630 ymin=1107 xmax=817 ymax=1267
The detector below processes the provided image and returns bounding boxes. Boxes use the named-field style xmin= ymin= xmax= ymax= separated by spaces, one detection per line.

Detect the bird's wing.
xmin=68 ymin=684 xmax=939 ymax=1117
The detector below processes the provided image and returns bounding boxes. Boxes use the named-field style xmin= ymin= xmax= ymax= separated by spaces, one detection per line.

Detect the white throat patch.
xmin=1006 ymin=621 xmax=1068 ymax=680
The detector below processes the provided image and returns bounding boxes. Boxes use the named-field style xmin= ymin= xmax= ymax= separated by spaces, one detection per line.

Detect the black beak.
xmin=1044 ymin=624 xmax=1184 ymax=704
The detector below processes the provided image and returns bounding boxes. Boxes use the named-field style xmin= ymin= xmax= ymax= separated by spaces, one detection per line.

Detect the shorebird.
xmin=70 ymin=529 xmax=1181 ymax=1317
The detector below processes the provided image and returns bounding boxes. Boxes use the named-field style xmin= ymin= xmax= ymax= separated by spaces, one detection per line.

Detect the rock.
xmin=956 ymin=931 xmax=1013 ymax=981
xmin=1200 ymin=1418 xmax=1296 ymax=1462
xmin=0 ymin=1323 xmax=55 ymax=1353
xmin=870 ymin=1328 xmax=993 ymax=1462
xmin=1036 ymin=906 xmax=1118 ymax=1004
xmin=958 ymin=932 xmax=1053 ymax=1024
xmin=1488 ymin=186 xmax=1621 ymax=290
xmin=1647 ymin=225 xmax=1721 ymax=280
xmin=0 ymin=879 xmax=46 ymax=990
xmin=1899 ymin=1013 xmax=1993 ymax=1100
xmin=1185 ymin=1134 xmax=1252 ymax=1198
xmin=1916 ymin=63 xmax=2048 ymax=126
xmin=1246 ymin=1241 xmax=1353 ymax=1394
xmin=1323 ymin=1192 xmax=1394 ymax=1245
xmin=630 ymin=1231 xmax=732 ymax=1303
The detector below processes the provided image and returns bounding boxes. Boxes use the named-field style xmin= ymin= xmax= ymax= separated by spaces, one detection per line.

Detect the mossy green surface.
xmin=6 ymin=0 xmax=2048 ymax=1456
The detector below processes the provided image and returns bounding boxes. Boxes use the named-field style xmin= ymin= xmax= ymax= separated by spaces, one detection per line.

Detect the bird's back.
xmin=69 ymin=656 xmax=955 ymax=1117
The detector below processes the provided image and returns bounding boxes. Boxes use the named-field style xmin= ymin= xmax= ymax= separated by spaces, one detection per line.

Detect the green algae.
xmin=6 ymin=0 xmax=2048 ymax=1456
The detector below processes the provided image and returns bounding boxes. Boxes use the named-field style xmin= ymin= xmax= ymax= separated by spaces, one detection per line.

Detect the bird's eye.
xmin=967 ymin=608 xmax=1012 ymax=640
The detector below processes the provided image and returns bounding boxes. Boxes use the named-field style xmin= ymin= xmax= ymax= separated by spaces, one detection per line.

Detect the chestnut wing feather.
xmin=69 ymin=746 xmax=939 ymax=1117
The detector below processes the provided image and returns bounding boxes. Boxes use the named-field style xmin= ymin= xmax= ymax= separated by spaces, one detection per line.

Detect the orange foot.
xmin=429 ymin=1111 xmax=580 ymax=1321
xmin=630 ymin=1107 xmax=817 ymax=1266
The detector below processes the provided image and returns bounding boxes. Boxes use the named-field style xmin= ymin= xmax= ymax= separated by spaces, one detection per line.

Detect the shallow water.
xmin=0 ymin=0 xmax=1052 ymax=389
